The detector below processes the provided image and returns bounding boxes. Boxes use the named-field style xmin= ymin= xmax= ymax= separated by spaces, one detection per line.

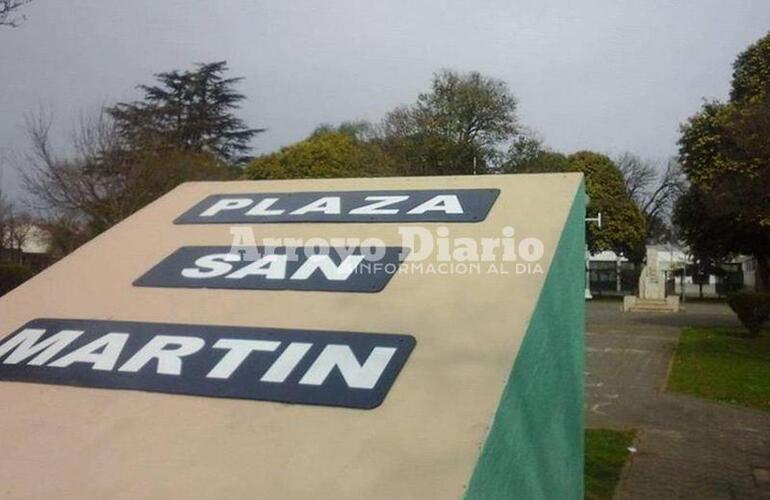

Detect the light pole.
xmin=584 ymin=205 xmax=602 ymax=300
xmin=585 ymin=246 xmax=593 ymax=300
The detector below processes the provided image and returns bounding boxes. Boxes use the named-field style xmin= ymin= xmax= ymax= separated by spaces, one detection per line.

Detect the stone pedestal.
xmin=623 ymin=248 xmax=680 ymax=313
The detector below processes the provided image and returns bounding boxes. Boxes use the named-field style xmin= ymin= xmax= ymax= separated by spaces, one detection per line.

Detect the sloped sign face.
xmin=134 ymin=246 xmax=408 ymax=293
xmin=0 ymin=319 xmax=416 ymax=409
xmin=174 ymin=189 xmax=500 ymax=224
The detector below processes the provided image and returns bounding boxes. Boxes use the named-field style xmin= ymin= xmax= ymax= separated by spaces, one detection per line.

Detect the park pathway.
xmin=586 ymin=301 xmax=770 ymax=499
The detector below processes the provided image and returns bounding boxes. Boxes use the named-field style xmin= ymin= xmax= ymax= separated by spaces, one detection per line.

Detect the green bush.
xmin=726 ymin=291 xmax=770 ymax=336
xmin=0 ymin=262 xmax=34 ymax=297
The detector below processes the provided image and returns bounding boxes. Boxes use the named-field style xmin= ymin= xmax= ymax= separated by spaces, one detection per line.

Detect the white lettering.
xmin=260 ymin=342 xmax=313 ymax=383
xmin=0 ymin=328 xmax=83 ymax=366
xmin=245 ymin=198 xmax=285 ymax=216
xmin=182 ymin=253 xmax=240 ymax=279
xmin=519 ymin=237 xmax=545 ymax=262
xmin=398 ymin=227 xmax=434 ymax=261
xmin=407 ymin=195 xmax=463 ymax=215
xmin=291 ymin=197 xmax=341 ymax=215
xmin=299 ymin=345 xmax=396 ymax=389
xmin=48 ymin=333 xmax=129 ymax=371
xmin=226 ymin=254 xmax=288 ymax=280
xmin=200 ymin=198 xmax=253 ymax=217
xmin=349 ymin=195 xmax=409 ymax=215
xmin=207 ymin=339 xmax=280 ymax=379
xmin=118 ymin=335 xmax=205 ymax=375
xmin=290 ymin=254 xmax=364 ymax=281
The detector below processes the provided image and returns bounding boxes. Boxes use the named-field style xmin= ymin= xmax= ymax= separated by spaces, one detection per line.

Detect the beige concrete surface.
xmin=0 ymin=173 xmax=582 ymax=499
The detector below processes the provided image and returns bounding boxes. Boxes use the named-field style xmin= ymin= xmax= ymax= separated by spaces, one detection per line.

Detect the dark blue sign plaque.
xmin=174 ymin=189 xmax=500 ymax=224
xmin=0 ymin=318 xmax=416 ymax=409
xmin=134 ymin=246 xmax=408 ymax=293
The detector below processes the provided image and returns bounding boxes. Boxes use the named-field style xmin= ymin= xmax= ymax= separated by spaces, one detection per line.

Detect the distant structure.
xmin=587 ymin=245 xmax=753 ymax=300
xmin=0 ymin=224 xmax=49 ymax=270
xmin=623 ymin=247 xmax=680 ymax=312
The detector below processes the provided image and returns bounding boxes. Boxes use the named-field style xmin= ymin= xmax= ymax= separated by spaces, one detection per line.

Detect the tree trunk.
xmin=756 ymin=254 xmax=770 ymax=292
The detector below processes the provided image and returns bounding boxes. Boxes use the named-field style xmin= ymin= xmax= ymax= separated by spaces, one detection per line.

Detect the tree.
xmin=0 ymin=262 xmax=34 ymax=297
xmin=244 ymin=129 xmax=394 ymax=180
xmin=381 ymin=70 xmax=517 ymax=175
xmin=0 ymin=0 xmax=31 ymax=27
xmin=21 ymin=61 xmax=262 ymax=257
xmin=0 ymin=180 xmax=8 ymax=226
xmin=502 ymin=132 xmax=571 ymax=174
xmin=502 ymin=128 xmax=548 ymax=172
xmin=0 ymin=181 xmax=35 ymax=295
xmin=569 ymin=152 xmax=648 ymax=260
xmin=0 ymin=183 xmax=11 ymax=255
xmin=107 ymin=61 xmax=264 ymax=163
xmin=616 ymin=153 xmax=686 ymax=243
xmin=502 ymin=147 xmax=647 ymax=259
xmin=0 ymin=183 xmax=33 ymax=264
xmin=731 ymin=33 xmax=770 ymax=103
xmin=676 ymin=32 xmax=770 ymax=291
xmin=36 ymin=216 xmax=89 ymax=263
xmin=23 ymin=112 xmax=237 ymax=240
xmin=616 ymin=153 xmax=657 ymax=203
xmin=311 ymin=121 xmax=378 ymax=141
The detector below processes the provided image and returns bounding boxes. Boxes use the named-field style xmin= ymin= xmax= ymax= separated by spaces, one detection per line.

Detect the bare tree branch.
xmin=22 ymin=110 xmax=122 ymax=229
xmin=0 ymin=179 xmax=9 ymax=251
xmin=22 ymin=109 xmax=235 ymax=242
xmin=640 ymin=159 xmax=687 ymax=219
xmin=617 ymin=152 xmax=657 ymax=202
xmin=0 ymin=0 xmax=32 ymax=28
xmin=0 ymin=176 xmax=34 ymax=263
xmin=617 ymin=153 xmax=688 ymax=243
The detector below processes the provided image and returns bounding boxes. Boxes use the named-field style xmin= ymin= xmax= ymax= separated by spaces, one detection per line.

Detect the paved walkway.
xmin=586 ymin=301 xmax=770 ymax=499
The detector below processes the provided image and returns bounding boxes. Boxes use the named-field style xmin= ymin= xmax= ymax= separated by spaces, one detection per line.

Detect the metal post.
xmin=585 ymin=245 xmax=593 ymax=300
xmin=584 ymin=209 xmax=601 ymax=300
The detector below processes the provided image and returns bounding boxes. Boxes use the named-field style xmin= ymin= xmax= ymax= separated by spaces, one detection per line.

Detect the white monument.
xmin=623 ymin=247 xmax=680 ymax=312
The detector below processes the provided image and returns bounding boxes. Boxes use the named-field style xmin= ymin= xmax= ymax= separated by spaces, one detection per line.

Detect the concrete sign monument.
xmin=0 ymin=173 xmax=585 ymax=499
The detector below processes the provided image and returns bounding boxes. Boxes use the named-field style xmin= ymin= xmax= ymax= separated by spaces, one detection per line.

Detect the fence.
xmin=588 ymin=261 xmax=745 ymax=299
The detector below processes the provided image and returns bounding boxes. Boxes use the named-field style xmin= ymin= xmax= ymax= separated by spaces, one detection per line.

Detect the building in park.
xmin=0 ymin=174 xmax=586 ymax=499
xmin=588 ymin=244 xmax=752 ymax=299
xmin=0 ymin=224 xmax=50 ymax=270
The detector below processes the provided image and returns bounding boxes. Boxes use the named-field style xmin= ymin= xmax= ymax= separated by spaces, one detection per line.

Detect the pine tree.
xmin=108 ymin=61 xmax=264 ymax=163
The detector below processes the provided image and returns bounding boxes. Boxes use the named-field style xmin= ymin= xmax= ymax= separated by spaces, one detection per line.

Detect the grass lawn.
xmin=668 ymin=327 xmax=770 ymax=413
xmin=585 ymin=428 xmax=636 ymax=500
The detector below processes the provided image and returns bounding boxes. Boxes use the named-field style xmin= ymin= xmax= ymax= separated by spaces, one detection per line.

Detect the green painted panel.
xmin=465 ymin=182 xmax=586 ymax=499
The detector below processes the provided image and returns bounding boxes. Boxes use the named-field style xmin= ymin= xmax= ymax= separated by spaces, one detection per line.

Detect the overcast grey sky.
xmin=2 ymin=0 xmax=769 ymax=200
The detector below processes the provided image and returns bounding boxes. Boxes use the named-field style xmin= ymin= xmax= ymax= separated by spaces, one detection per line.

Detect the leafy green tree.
xmin=502 ymin=129 xmax=549 ymax=173
xmin=244 ymin=130 xmax=394 ymax=180
xmin=381 ymin=131 xmax=486 ymax=176
xmin=676 ymin=32 xmax=770 ymax=291
xmin=569 ymin=152 xmax=647 ymax=260
xmin=311 ymin=121 xmax=377 ymax=141
xmin=504 ymin=148 xmax=647 ymax=259
xmin=731 ymin=33 xmax=770 ymax=103
xmin=108 ymin=61 xmax=263 ymax=163
xmin=381 ymin=70 xmax=517 ymax=175
xmin=504 ymin=146 xmax=571 ymax=174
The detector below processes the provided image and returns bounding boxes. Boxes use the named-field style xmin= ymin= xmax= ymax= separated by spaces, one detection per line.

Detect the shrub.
xmin=726 ymin=291 xmax=770 ymax=336
xmin=0 ymin=262 xmax=34 ymax=297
